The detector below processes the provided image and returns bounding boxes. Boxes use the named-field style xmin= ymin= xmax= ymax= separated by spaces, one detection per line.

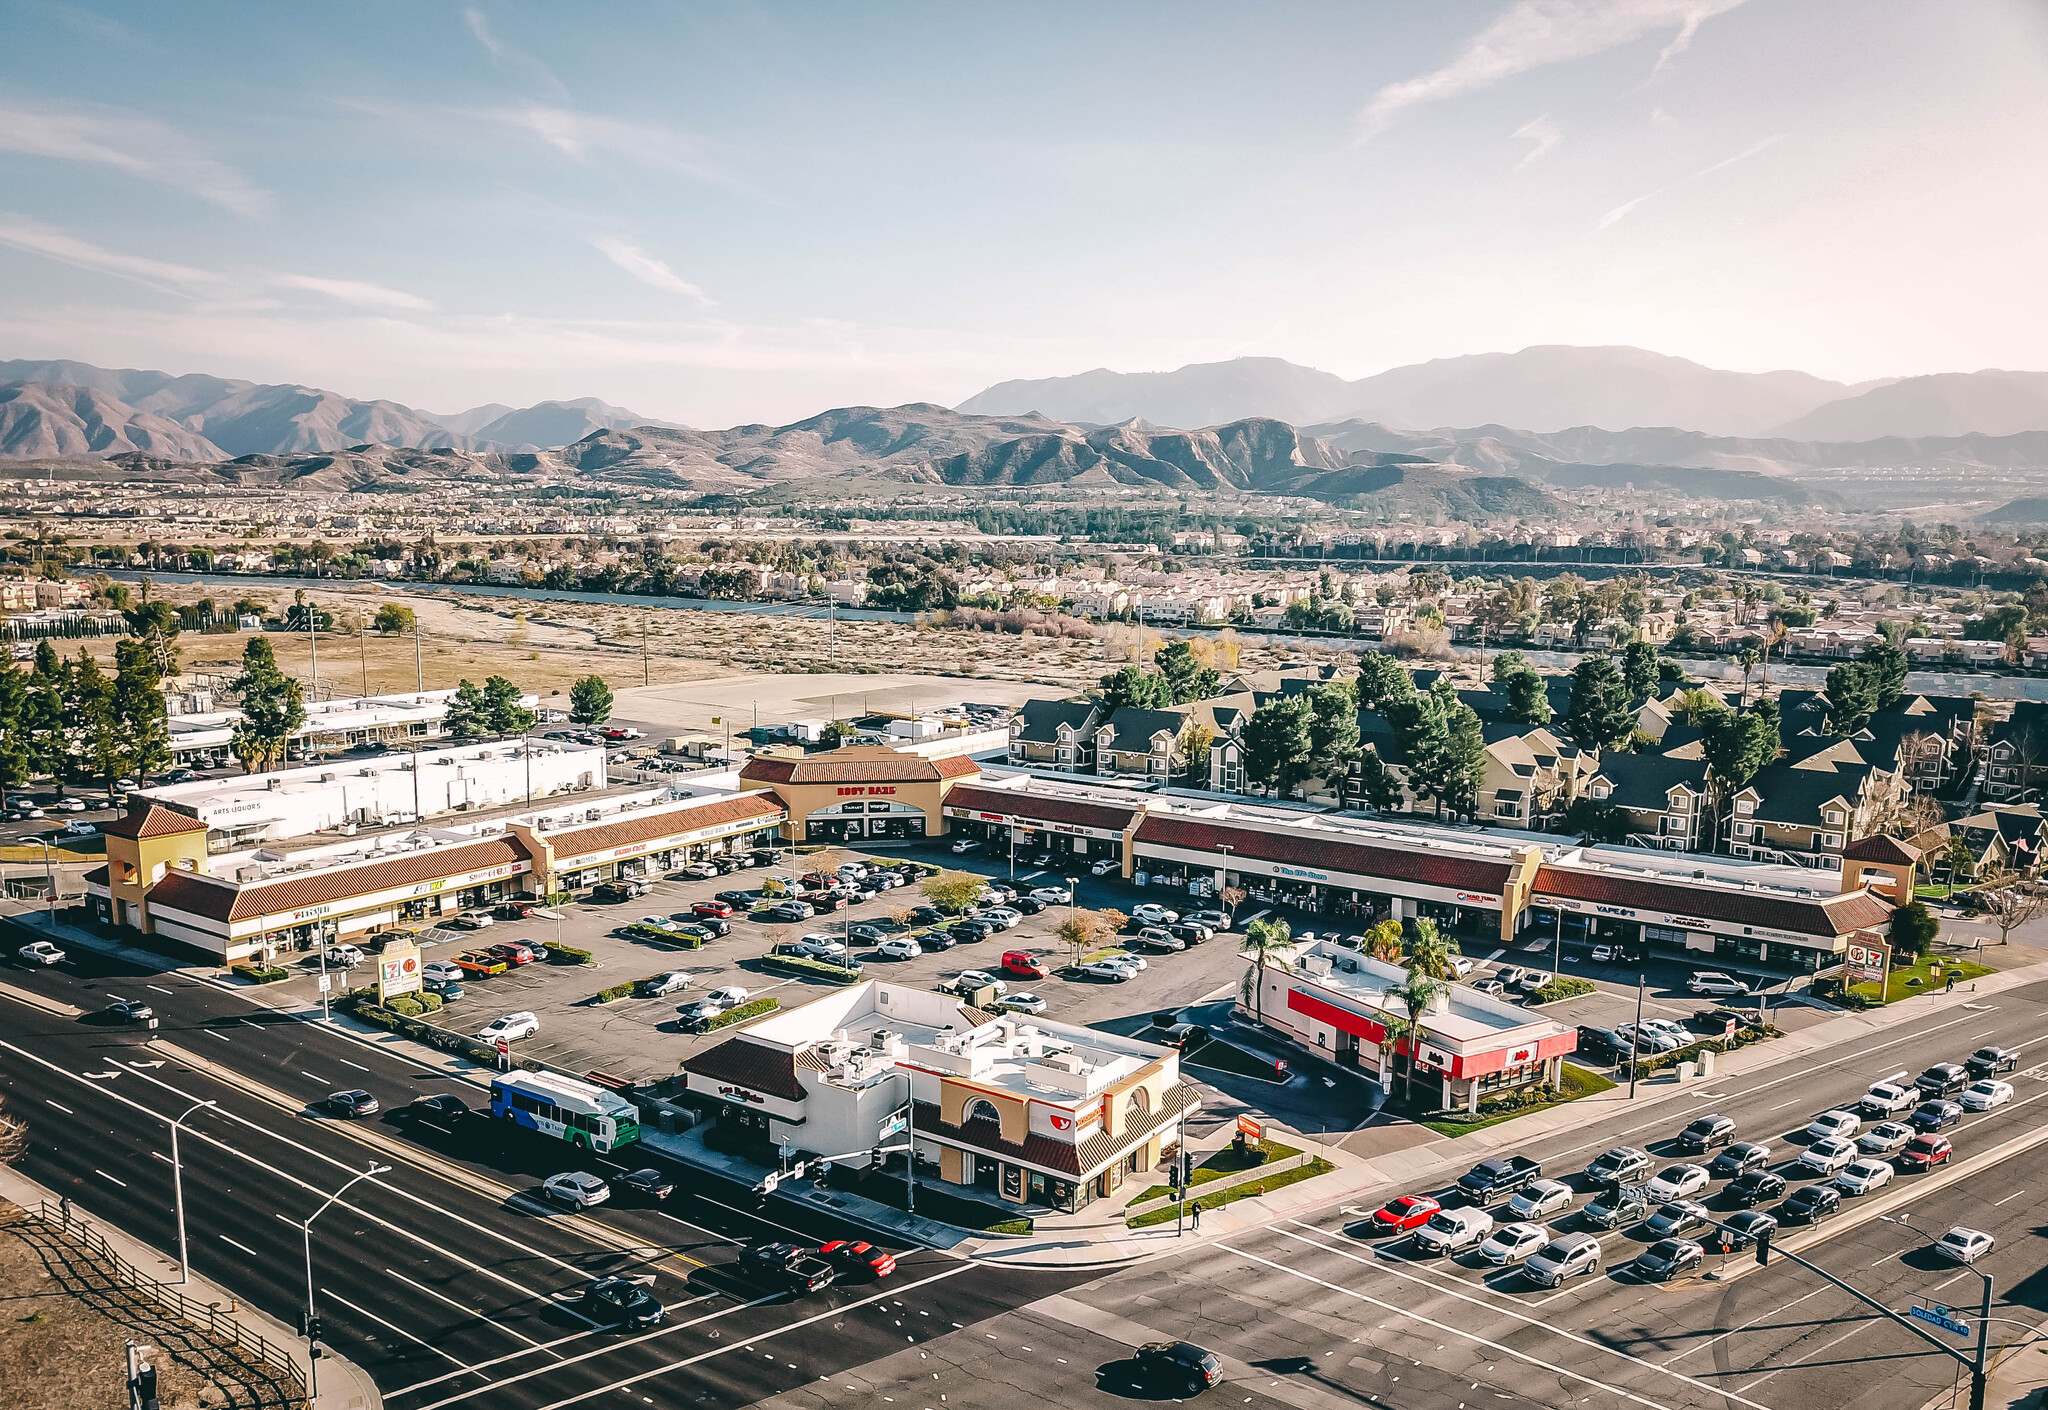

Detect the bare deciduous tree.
xmin=1977 ymin=876 xmax=2048 ymax=946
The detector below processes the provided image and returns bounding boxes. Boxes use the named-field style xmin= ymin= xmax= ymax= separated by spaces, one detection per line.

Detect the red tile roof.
xmin=684 ymin=1038 xmax=806 ymax=1102
xmin=1137 ymin=815 xmax=1516 ymax=895
xmin=1842 ymin=834 xmax=1921 ymax=864
xmin=224 ymin=836 xmax=532 ymax=922
xmin=945 ymin=784 xmax=1146 ymax=835
xmin=1533 ymin=865 xmax=1893 ymax=939
xmin=912 ymin=1083 xmax=1195 ymax=1177
xmin=934 ymin=754 xmax=983 ymax=781
xmin=104 ymin=802 xmax=206 ymax=840
xmin=143 ymin=869 xmax=238 ymax=922
xmin=546 ymin=794 xmax=783 ymax=862
xmin=740 ymin=753 xmax=944 ymax=785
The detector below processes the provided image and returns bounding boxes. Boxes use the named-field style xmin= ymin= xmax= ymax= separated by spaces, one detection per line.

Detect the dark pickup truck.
xmin=737 ymin=1241 xmax=836 ymax=1295
xmin=1456 ymin=1155 xmax=1543 ymax=1204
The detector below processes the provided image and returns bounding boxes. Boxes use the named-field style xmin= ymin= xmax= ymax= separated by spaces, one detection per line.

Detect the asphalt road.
xmin=0 ymin=945 xmax=1088 ymax=1410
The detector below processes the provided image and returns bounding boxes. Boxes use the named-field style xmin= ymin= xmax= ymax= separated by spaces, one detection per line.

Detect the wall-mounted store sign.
xmin=838 ymin=786 xmax=897 ymax=797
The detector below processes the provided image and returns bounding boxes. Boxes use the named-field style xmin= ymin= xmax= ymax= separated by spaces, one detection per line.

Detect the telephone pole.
xmin=641 ymin=616 xmax=650 ymax=686
xmin=414 ymin=620 xmax=423 ymax=695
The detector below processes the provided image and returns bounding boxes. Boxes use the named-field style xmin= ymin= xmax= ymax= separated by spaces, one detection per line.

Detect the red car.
xmin=818 ymin=1240 xmax=896 ymax=1279
xmin=489 ymin=941 xmax=536 ymax=966
xmin=1900 ymin=1134 xmax=1952 ymax=1171
xmin=1002 ymin=951 xmax=1050 ymax=979
xmin=693 ymin=900 xmax=734 ymax=919
xmin=1370 ymin=1195 xmax=1440 ymax=1232
xmin=495 ymin=901 xmax=537 ymax=920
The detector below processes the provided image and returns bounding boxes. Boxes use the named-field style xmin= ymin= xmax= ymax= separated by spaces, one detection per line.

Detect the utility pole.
xmin=641 ymin=616 xmax=649 ymax=687
xmin=307 ymin=602 xmax=317 ymax=694
xmin=1628 ymin=972 xmax=1645 ymax=1099
xmin=414 ymin=621 xmax=423 ymax=695
xmin=357 ymin=617 xmax=368 ymax=698
xmin=904 ymin=1084 xmax=917 ymax=1215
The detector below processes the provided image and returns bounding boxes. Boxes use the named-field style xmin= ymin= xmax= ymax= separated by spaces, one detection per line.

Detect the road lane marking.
xmin=220 ymin=1234 xmax=259 ymax=1258
xmin=384 ymin=1267 xmax=554 ymax=1351
xmin=338 ymin=1058 xmax=369 ymax=1072
xmin=1264 ymin=1226 xmax=1773 ymax=1410
xmin=300 ymin=1072 xmax=322 ymax=1082
xmin=487 ymin=1270 xmax=983 ymax=1410
xmin=202 ymin=1030 xmax=229 ymax=1042
xmin=145 ymin=985 xmax=172 ymax=995
xmin=238 ymin=1019 xmax=260 ymax=1028
xmin=1731 ymin=1316 xmax=1879 ymax=1393
xmin=381 ymin=1294 xmax=720 ymax=1399
xmin=321 ymin=1287 xmax=472 ymax=1369
xmin=94 ymin=1169 xmax=126 ymax=1187
xmin=1974 ymin=1028 xmax=2001 ymax=1037
xmin=44 ymin=1100 xmax=71 ymax=1114
xmin=1661 ymin=1287 xmax=1830 ymax=1365
xmin=1217 ymin=1243 xmax=1689 ymax=1410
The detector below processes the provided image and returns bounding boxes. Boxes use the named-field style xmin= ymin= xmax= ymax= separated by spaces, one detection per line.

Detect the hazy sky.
xmin=2 ymin=1 xmax=2044 ymax=425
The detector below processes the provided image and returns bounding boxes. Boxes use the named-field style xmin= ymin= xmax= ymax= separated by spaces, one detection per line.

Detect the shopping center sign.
xmin=376 ymin=939 xmax=422 ymax=1001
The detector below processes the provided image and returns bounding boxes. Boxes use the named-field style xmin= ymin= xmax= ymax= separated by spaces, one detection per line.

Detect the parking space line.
xmin=322 ymin=1287 xmax=472 ymax=1369
xmin=1995 ymin=1188 xmax=2027 ymax=1206
xmin=1263 ymin=1226 xmax=1772 ymax=1409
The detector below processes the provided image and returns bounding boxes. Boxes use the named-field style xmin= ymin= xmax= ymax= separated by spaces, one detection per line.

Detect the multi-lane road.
xmin=6 ymin=918 xmax=2048 ymax=1410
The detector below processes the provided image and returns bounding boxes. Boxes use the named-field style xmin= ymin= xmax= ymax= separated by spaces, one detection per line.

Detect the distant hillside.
xmin=1982 ymin=498 xmax=2048 ymax=526
xmin=0 ymin=358 xmax=665 ymax=456
xmin=0 ymin=382 xmax=226 ymax=460
xmin=1773 ymin=371 xmax=2048 ymax=440
xmin=961 ymin=346 xmax=1883 ymax=437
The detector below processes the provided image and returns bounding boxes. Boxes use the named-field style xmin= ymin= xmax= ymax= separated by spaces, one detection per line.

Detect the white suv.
xmin=477 ymin=1012 xmax=540 ymax=1043
xmin=543 ymin=1171 xmax=610 ymax=1210
xmin=1131 ymin=904 xmax=1179 ymax=926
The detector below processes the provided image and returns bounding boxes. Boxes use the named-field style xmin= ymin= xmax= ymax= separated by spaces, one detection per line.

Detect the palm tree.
xmin=1362 ymin=918 xmax=1404 ymax=962
xmin=1759 ymin=620 xmax=1786 ymax=688
xmin=1238 ymin=917 xmax=1294 ymax=1023
xmin=1401 ymin=917 xmax=1461 ymax=980
xmin=1736 ymin=648 xmax=1761 ymax=707
xmin=1376 ymin=970 xmax=1445 ymax=1103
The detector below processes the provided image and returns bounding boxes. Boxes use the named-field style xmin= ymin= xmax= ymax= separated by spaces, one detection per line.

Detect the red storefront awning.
xmin=1285 ymin=988 xmax=1575 ymax=1077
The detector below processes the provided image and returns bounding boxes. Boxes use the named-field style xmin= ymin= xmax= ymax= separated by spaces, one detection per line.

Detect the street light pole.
xmin=291 ymin=1162 xmax=390 ymax=1404
xmin=169 ymin=1099 xmax=216 ymax=1285
xmin=27 ymin=837 xmax=56 ymax=927
xmin=1628 ymin=972 xmax=1645 ymax=1100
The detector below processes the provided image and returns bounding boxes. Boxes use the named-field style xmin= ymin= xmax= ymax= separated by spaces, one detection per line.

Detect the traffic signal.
xmin=306 ymin=1316 xmax=322 ymax=1343
xmin=1754 ymin=1230 xmax=1771 ymax=1267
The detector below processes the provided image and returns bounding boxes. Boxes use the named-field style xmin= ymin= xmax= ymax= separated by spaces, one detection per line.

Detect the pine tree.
xmin=1566 ymin=657 xmax=1634 ymax=751
xmin=68 ymin=650 xmax=124 ymax=793
xmin=1823 ymin=662 xmax=1880 ymax=736
xmin=1620 ymin=640 xmax=1659 ymax=699
xmin=113 ymin=639 xmax=172 ymax=783
xmin=0 ymin=660 xmax=29 ymax=807
xmin=1306 ymin=682 xmax=1361 ymax=782
xmin=569 ymin=674 xmax=614 ymax=726
xmin=24 ymin=641 xmax=67 ymax=792
xmin=1354 ymin=747 xmax=1405 ymax=814
xmin=1241 ymin=695 xmax=1314 ymax=797
xmin=232 ymin=635 xmax=305 ymax=772
xmin=1501 ymin=666 xmax=1551 ymax=725
xmin=1097 ymin=665 xmax=1171 ymax=712
xmin=1390 ymin=688 xmax=1454 ymax=816
xmin=482 ymin=675 xmax=535 ymax=736
xmin=1445 ymin=701 xmax=1488 ymax=819
xmin=1356 ymin=653 xmax=1413 ymax=712
xmin=1860 ymin=640 xmax=1909 ymax=712
xmin=443 ymin=679 xmax=489 ymax=741
xmin=1154 ymin=640 xmax=1220 ymax=704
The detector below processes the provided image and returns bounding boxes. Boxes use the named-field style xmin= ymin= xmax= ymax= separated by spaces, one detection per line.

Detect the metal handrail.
xmin=29 ymin=1200 xmax=308 ymax=1400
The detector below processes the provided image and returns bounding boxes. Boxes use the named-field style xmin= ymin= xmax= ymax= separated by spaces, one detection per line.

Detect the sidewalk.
xmin=0 ymin=1162 xmax=382 ymax=1410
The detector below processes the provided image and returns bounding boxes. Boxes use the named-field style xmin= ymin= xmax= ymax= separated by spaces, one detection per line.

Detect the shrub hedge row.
xmin=760 ymin=954 xmax=865 ymax=984
xmin=231 ymin=964 xmax=291 ymax=984
xmin=702 ymin=996 xmax=781 ymax=1031
xmin=1628 ymin=1023 xmax=1779 ymax=1079
xmin=1526 ymin=976 xmax=1595 ymax=1005
xmin=544 ymin=942 xmax=595 ymax=965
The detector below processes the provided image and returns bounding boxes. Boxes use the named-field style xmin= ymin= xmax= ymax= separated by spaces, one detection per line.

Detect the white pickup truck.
xmin=1858 ymin=1071 xmax=1919 ymax=1118
xmin=1411 ymin=1205 xmax=1495 ymax=1257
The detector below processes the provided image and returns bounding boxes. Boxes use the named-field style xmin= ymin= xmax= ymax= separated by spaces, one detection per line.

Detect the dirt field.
xmin=70 ymin=583 xmax=1312 ymax=711
xmin=0 ymin=1204 xmax=257 ymax=1410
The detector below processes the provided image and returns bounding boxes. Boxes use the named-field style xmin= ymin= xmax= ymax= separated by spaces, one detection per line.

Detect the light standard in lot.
xmin=285 ymin=1161 xmax=390 ymax=1404
xmin=24 ymin=835 xmax=57 ymax=927
xmin=168 ymin=1098 xmax=217 ymax=1285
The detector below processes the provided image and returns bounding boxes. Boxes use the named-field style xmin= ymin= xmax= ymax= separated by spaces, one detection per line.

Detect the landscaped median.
xmin=701 ymin=995 xmax=780 ymax=1031
xmin=1125 ymin=1141 xmax=1336 ymax=1229
xmin=617 ymin=924 xmax=703 ymax=947
xmin=1400 ymin=1062 xmax=1617 ymax=1138
xmin=758 ymin=954 xmax=865 ymax=984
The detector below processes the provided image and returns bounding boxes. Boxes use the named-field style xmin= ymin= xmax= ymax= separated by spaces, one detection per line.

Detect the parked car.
xmin=1091 ymin=858 xmax=1118 ymax=875
xmin=1575 ymin=1026 xmax=1631 ymax=1062
xmin=1515 ymin=969 xmax=1553 ymax=994
xmin=489 ymin=941 xmax=537 ymax=966
xmin=876 ymin=938 xmax=923 ymax=960
xmin=323 ymin=1089 xmax=379 ymax=1118
xmin=765 ymin=902 xmax=814 ymax=923
xmin=321 ymin=944 xmax=366 ymax=968
xmin=1590 ymin=943 xmax=1614 ymax=962
xmin=1478 ymin=1221 xmax=1549 ymax=1265
xmin=1935 ymin=1227 xmax=1995 ymax=1263
xmin=1081 ymin=958 xmax=1134 ymax=982
xmin=949 ymin=839 xmax=982 ymax=855
xmin=477 ymin=1012 xmax=540 ymax=1043
xmin=1781 ymin=1183 xmax=1842 ymax=1225
xmin=1635 ymin=1238 xmax=1704 ymax=1281
xmin=581 ymin=1275 xmax=664 ymax=1328
xmin=1524 ymin=1232 xmax=1602 ymax=1288
xmin=1708 ymin=1142 xmax=1773 ymax=1179
xmin=544 ymin=1171 xmax=610 ymax=1210
xmin=1967 ymin=1046 xmax=2021 ymax=1078
xmin=454 ymin=949 xmax=508 ymax=977
xmin=1834 ymin=1158 xmax=1896 ymax=1197
xmin=694 ymin=900 xmax=735 ymax=919
xmin=1170 ymin=922 xmax=1214 ymax=944
xmin=949 ymin=970 xmax=1007 ymax=997
xmin=422 ymin=960 xmax=464 ymax=984
xmin=1644 ymin=1164 xmax=1711 ymax=1203
xmin=1131 ymin=903 xmax=1179 ymax=926
xmin=1031 ymin=886 xmax=1073 ymax=905
xmin=996 ymin=991 xmax=1047 ymax=1014
xmin=636 ymin=971 xmax=691 ymax=998
xmin=451 ymin=910 xmax=495 ymax=930
xmin=1962 ymin=1079 xmax=2014 ymax=1112
xmin=1133 ymin=927 xmax=1184 ymax=952
xmin=1900 ymin=1134 xmax=1953 ymax=1171
xmin=1616 ymin=1022 xmax=1682 ymax=1054
xmin=1675 ymin=1114 xmax=1736 ymax=1153
xmin=1002 ymin=950 xmax=1050 ymax=978
xmin=1686 ymin=971 xmax=1750 ymax=997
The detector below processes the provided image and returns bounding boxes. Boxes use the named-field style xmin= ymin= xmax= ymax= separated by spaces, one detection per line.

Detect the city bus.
xmin=489 ymin=1070 xmax=641 ymax=1153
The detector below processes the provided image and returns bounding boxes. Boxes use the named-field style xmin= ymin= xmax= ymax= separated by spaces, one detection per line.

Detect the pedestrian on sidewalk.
xmin=1947 ymin=971 xmax=1959 ymax=993
xmin=1191 ymin=1200 xmax=1201 ymax=1230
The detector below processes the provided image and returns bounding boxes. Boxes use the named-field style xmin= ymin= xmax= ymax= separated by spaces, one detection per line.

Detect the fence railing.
xmin=27 ymin=1200 xmax=308 ymax=1400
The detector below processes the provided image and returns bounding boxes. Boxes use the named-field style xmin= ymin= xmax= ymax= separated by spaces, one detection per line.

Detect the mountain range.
xmin=960 ymin=347 xmax=2048 ymax=441
xmin=0 ymin=358 xmax=667 ymax=459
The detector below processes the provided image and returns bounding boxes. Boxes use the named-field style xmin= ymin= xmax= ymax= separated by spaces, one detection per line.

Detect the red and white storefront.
xmin=1243 ymin=944 xmax=1576 ymax=1113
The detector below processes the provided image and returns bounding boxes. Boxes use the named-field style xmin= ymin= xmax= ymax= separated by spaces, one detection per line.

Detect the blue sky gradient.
xmin=1 ymin=1 xmax=2044 ymax=424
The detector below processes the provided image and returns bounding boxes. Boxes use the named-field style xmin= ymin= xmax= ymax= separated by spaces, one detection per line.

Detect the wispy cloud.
xmin=1358 ymin=0 xmax=1747 ymax=137
xmin=1594 ymin=193 xmax=1654 ymax=231
xmin=0 ymin=98 xmax=268 ymax=215
xmin=590 ymin=236 xmax=710 ymax=301
xmin=0 ymin=215 xmax=215 ymax=293
xmin=1696 ymin=132 xmax=1782 ymax=177
xmin=274 ymin=274 xmax=434 ymax=311
xmin=495 ymin=104 xmax=742 ymax=189
xmin=1592 ymin=132 xmax=1783 ymax=231
xmin=461 ymin=6 xmax=570 ymax=103
xmin=1512 ymin=115 xmax=1564 ymax=169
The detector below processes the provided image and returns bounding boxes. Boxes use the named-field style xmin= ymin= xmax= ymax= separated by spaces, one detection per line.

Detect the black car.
xmin=1708 ymin=1142 xmax=1772 ymax=1179
xmin=617 ymin=1168 xmax=675 ymax=1203
xmin=923 ymin=929 xmax=959 ymax=951
xmin=1915 ymin=1063 xmax=1970 ymax=1099
xmin=105 ymin=999 xmax=154 ymax=1023
xmin=750 ymin=849 xmax=779 ymax=866
xmin=684 ymin=916 xmax=732 ymax=938
xmin=1910 ymin=1100 xmax=1963 ymax=1133
xmin=1011 ymin=896 xmax=1046 ymax=915
xmin=716 ymin=890 xmax=758 ymax=908
xmin=1675 ymin=1113 xmax=1736 ymax=1153
xmin=581 ymin=1276 xmax=664 ymax=1328
xmin=907 ymin=906 xmax=946 ymax=927
xmin=1726 ymin=1170 xmax=1787 ymax=1208
xmin=1968 ymin=1046 xmax=2021 ymax=1078
xmin=1714 ymin=1210 xmax=1778 ymax=1252
xmin=1634 ymin=1238 xmax=1704 ymax=1282
xmin=738 ymin=1241 xmax=836 ymax=1294
xmin=1781 ymin=1183 xmax=1841 ymax=1225
xmin=404 ymin=1094 xmax=469 ymax=1127
xmin=1575 ymin=1026 xmax=1630 ymax=1062
xmin=847 ymin=923 xmax=889 ymax=945
xmin=324 ymin=1089 xmax=379 ymax=1118
xmin=711 ymin=856 xmax=745 ymax=874
xmin=1133 ymin=1341 xmax=1224 ymax=1396
xmin=951 ymin=921 xmax=992 ymax=942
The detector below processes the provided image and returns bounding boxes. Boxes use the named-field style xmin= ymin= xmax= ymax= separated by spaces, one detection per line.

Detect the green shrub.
xmin=355 ymin=1005 xmax=400 ymax=1031
xmin=702 ymin=996 xmax=781 ymax=1031
xmin=1526 ymin=976 xmax=1595 ymax=1005
xmin=545 ymin=942 xmax=594 ymax=965
xmin=594 ymin=981 xmax=638 ymax=1004
xmin=760 ymin=954 xmax=865 ymax=984
xmin=618 ymin=924 xmax=701 ymax=947
xmin=1628 ymin=1023 xmax=1780 ymax=1079
xmin=417 ymin=990 xmax=444 ymax=1013
xmin=386 ymin=994 xmax=424 ymax=1017
xmin=231 ymin=964 xmax=291 ymax=984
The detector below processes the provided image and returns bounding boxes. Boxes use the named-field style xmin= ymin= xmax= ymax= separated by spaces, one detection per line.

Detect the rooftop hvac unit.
xmin=267 ymin=778 xmax=283 ymax=790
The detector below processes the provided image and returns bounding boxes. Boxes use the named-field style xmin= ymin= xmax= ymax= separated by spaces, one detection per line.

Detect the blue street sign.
xmin=1911 ymin=1303 xmax=1970 ymax=1338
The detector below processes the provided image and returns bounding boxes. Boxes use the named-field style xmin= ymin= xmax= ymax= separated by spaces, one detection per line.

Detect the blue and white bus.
xmin=490 ymin=1070 xmax=641 ymax=1152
